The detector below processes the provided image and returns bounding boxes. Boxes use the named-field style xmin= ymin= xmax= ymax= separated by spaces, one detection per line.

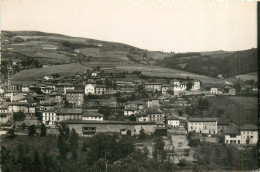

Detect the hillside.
xmin=155 ymin=48 xmax=258 ymax=78
xmin=1 ymin=30 xmax=251 ymax=84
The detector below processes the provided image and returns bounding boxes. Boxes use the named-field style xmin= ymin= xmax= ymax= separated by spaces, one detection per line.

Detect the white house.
xmin=124 ymin=107 xmax=138 ymax=116
xmin=85 ymin=84 xmax=95 ymax=95
xmin=42 ymin=111 xmax=57 ymax=126
xmin=210 ymin=88 xmax=218 ymax=94
xmin=136 ymin=113 xmax=149 ymax=122
xmin=167 ymin=116 xmax=180 ymax=127
xmin=82 ymin=113 xmax=103 ymax=121
xmin=224 ymin=126 xmax=241 ymax=144
xmin=187 ymin=117 xmax=217 ymax=135
xmin=44 ymin=75 xmax=54 ymax=81
xmin=191 ymin=81 xmax=200 ymax=90
xmin=240 ymin=124 xmax=258 ymax=145
xmin=22 ymin=86 xmax=29 ymax=92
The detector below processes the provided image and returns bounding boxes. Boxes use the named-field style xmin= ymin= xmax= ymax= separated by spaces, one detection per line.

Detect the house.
xmin=66 ymin=90 xmax=84 ymax=106
xmin=82 ymin=112 xmax=103 ymax=121
xmin=210 ymin=88 xmax=218 ymax=94
xmin=85 ymin=84 xmax=95 ymax=95
xmin=42 ymin=108 xmax=83 ymax=126
xmin=49 ymin=91 xmax=63 ymax=104
xmin=95 ymin=85 xmax=107 ymax=95
xmin=147 ymin=99 xmax=160 ymax=108
xmin=147 ymin=109 xmax=164 ymax=122
xmin=228 ymin=88 xmax=236 ymax=96
xmin=0 ymin=85 xmax=5 ymax=94
xmin=41 ymin=87 xmax=54 ymax=94
xmin=144 ymin=83 xmax=162 ymax=92
xmin=192 ymin=80 xmax=201 ymax=90
xmin=124 ymin=107 xmax=138 ymax=116
xmin=44 ymin=75 xmax=54 ymax=80
xmin=171 ymin=79 xmax=200 ymax=92
xmin=42 ymin=110 xmax=57 ymax=126
xmin=55 ymin=83 xmax=75 ymax=94
xmin=62 ymin=119 xmax=157 ymax=136
xmin=217 ymin=121 xmax=230 ymax=134
xmin=0 ymin=113 xmax=9 ymax=123
xmin=240 ymin=124 xmax=258 ymax=145
xmin=161 ymin=85 xmax=173 ymax=94
xmin=136 ymin=113 xmax=149 ymax=122
xmin=38 ymin=103 xmax=55 ymax=111
xmin=6 ymin=102 xmax=35 ymax=115
xmin=22 ymin=85 xmax=30 ymax=92
xmin=224 ymin=125 xmax=241 ymax=144
xmin=167 ymin=116 xmax=180 ymax=127
xmin=187 ymin=117 xmax=218 ymax=135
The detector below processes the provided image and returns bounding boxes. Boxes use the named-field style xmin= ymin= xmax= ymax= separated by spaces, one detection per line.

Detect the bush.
xmin=13 ymin=112 xmax=26 ymax=121
xmin=28 ymin=125 xmax=37 ymax=136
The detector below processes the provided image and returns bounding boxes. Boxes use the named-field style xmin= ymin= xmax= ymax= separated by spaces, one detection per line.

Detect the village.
xmin=0 ymin=61 xmax=258 ymax=167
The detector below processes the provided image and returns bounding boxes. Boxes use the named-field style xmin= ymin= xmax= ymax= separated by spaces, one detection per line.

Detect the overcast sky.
xmin=1 ymin=0 xmax=257 ymax=52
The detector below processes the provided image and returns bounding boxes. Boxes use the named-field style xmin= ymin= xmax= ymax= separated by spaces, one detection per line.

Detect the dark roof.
xmin=146 ymin=109 xmax=163 ymax=114
xmin=167 ymin=116 xmax=179 ymax=120
xmin=188 ymin=117 xmax=217 ymax=122
xmin=95 ymin=85 xmax=106 ymax=88
xmin=223 ymin=126 xmax=240 ymax=135
xmin=136 ymin=113 xmax=148 ymax=117
xmin=124 ymin=107 xmax=138 ymax=111
xmin=57 ymin=108 xmax=82 ymax=115
xmin=66 ymin=90 xmax=84 ymax=94
xmin=82 ymin=113 xmax=103 ymax=117
xmin=145 ymin=83 xmax=162 ymax=85
xmin=240 ymin=124 xmax=258 ymax=131
xmin=61 ymin=119 xmax=156 ymax=125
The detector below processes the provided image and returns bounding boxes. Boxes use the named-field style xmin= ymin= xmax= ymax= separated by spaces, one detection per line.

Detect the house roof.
xmin=135 ymin=113 xmax=148 ymax=117
xmin=223 ymin=126 xmax=240 ymax=135
xmin=61 ymin=119 xmax=156 ymax=125
xmin=146 ymin=108 xmax=163 ymax=114
xmin=66 ymin=90 xmax=84 ymax=94
xmin=124 ymin=107 xmax=138 ymax=111
xmin=240 ymin=124 xmax=258 ymax=131
xmin=188 ymin=117 xmax=217 ymax=122
xmin=57 ymin=108 xmax=82 ymax=115
xmin=167 ymin=116 xmax=180 ymax=120
xmin=145 ymin=83 xmax=162 ymax=85
xmin=95 ymin=85 xmax=106 ymax=88
xmin=82 ymin=113 xmax=103 ymax=117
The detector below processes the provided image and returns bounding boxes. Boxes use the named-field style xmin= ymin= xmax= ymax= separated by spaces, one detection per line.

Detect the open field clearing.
xmin=205 ymin=96 xmax=258 ymax=126
xmin=13 ymin=63 xmax=91 ymax=81
xmin=235 ymin=72 xmax=258 ymax=81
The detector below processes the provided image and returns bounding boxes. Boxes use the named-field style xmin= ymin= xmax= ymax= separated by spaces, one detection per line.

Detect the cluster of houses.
xmin=0 ymin=67 xmax=257 ymax=146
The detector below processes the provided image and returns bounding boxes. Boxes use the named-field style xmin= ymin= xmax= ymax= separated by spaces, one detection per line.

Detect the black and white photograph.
xmin=0 ymin=0 xmax=258 ymax=171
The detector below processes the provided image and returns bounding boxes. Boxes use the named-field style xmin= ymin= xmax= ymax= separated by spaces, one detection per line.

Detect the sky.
xmin=1 ymin=0 xmax=257 ymax=52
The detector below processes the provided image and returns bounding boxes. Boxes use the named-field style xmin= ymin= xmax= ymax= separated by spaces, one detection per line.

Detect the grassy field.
xmin=204 ymin=96 xmax=258 ymax=126
xmin=13 ymin=63 xmax=91 ymax=82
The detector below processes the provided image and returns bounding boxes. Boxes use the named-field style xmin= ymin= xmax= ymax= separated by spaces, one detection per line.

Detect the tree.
xmin=217 ymin=108 xmax=224 ymax=117
xmin=6 ymin=98 xmax=11 ymax=102
xmin=138 ymin=128 xmax=146 ymax=140
xmin=40 ymin=123 xmax=46 ymax=137
xmin=126 ymin=130 xmax=131 ymax=136
xmin=33 ymin=150 xmax=41 ymax=171
xmin=28 ymin=125 xmax=37 ymax=136
xmin=6 ymin=127 xmax=16 ymax=138
xmin=128 ymin=114 xmax=136 ymax=122
xmin=186 ymin=81 xmax=193 ymax=90
xmin=198 ymin=98 xmax=210 ymax=111
xmin=153 ymin=137 xmax=166 ymax=161
xmin=13 ymin=111 xmax=26 ymax=121
xmin=177 ymin=110 xmax=183 ymax=116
